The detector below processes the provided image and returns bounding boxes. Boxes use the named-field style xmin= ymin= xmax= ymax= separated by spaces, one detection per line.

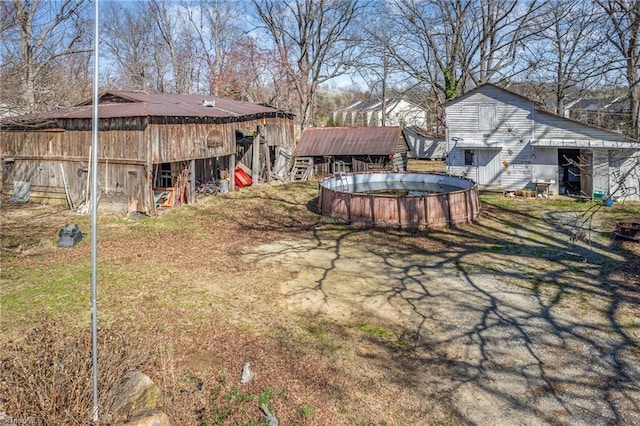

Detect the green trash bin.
xmin=592 ymin=191 xmax=605 ymax=201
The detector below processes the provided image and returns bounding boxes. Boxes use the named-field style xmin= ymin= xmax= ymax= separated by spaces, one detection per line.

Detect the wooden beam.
xmin=252 ymin=126 xmax=261 ymax=182
xmin=229 ymin=153 xmax=236 ymax=191
xmin=189 ymin=159 xmax=196 ymax=203
xmin=263 ymin=141 xmax=272 ymax=182
xmin=8 ymin=155 xmax=147 ymax=166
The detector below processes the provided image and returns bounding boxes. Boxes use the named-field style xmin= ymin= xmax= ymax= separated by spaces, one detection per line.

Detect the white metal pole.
xmin=91 ymin=0 xmax=100 ymax=422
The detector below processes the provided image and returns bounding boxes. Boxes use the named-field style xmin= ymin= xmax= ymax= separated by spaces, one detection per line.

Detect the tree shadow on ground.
xmin=238 ymin=191 xmax=640 ymax=425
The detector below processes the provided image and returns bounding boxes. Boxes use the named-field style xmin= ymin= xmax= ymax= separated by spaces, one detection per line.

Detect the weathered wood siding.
xmin=396 ymin=135 xmax=409 ymax=153
xmin=2 ymin=114 xmax=295 ymax=211
xmin=149 ymin=121 xmax=234 ymax=164
xmin=2 ymin=128 xmax=147 ymax=162
xmin=1 ymin=125 xmax=148 ymax=208
xmin=264 ymin=119 xmax=295 ymax=148
xmin=150 ymin=117 xmax=294 ymax=163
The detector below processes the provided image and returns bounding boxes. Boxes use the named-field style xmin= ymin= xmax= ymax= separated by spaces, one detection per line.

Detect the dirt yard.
xmin=1 ymin=181 xmax=639 ymax=425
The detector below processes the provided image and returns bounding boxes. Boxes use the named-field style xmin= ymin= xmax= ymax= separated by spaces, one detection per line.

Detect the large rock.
xmin=103 ymin=369 xmax=167 ymax=425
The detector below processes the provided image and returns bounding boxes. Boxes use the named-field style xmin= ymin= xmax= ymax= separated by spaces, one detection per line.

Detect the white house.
xmin=333 ymin=98 xmax=429 ymax=128
xmin=445 ymin=84 xmax=640 ymax=200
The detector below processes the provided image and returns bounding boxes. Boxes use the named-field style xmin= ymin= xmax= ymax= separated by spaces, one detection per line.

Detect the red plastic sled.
xmin=234 ymin=168 xmax=253 ymax=187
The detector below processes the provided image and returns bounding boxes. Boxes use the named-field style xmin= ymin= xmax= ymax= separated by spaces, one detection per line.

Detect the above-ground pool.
xmin=319 ymin=172 xmax=480 ymax=229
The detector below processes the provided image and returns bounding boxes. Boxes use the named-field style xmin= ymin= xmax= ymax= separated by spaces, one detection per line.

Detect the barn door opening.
xmin=152 ymin=161 xmax=191 ymax=207
xmin=194 ymin=157 xmax=229 ymax=194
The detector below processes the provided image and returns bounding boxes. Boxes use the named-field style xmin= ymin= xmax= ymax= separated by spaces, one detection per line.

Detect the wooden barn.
xmin=0 ymin=91 xmax=295 ymax=214
xmin=445 ymin=84 xmax=640 ymax=200
xmin=293 ymin=126 xmax=409 ymax=178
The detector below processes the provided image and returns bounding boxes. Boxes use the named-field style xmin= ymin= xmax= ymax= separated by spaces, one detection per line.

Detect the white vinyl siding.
xmin=589 ymin=151 xmax=607 ymax=197
xmin=447 ymin=88 xmax=532 ymax=144
xmin=532 ymin=147 xmax=559 ymax=194
xmin=609 ymin=152 xmax=640 ymax=199
xmin=500 ymin=144 xmax=533 ymax=189
xmin=445 ymin=84 xmax=640 ymax=199
xmin=477 ymin=150 xmax=502 ymax=186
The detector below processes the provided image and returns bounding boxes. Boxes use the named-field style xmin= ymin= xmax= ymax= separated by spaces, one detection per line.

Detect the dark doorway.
xmin=558 ymin=149 xmax=581 ymax=195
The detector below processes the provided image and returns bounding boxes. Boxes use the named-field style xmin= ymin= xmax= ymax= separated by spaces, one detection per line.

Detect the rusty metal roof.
xmin=5 ymin=91 xmax=289 ymax=123
xmin=296 ymin=126 xmax=406 ymax=156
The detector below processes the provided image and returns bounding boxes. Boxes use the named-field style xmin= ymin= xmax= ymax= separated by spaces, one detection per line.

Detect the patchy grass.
xmin=1 ymin=182 xmax=639 ymax=425
xmin=355 ymin=323 xmax=389 ymax=338
xmin=303 ymin=321 xmax=347 ymax=354
xmin=407 ymin=159 xmax=446 ymax=173
xmin=298 ymin=404 xmax=315 ymax=418
xmin=1 ymin=261 xmax=92 ymax=330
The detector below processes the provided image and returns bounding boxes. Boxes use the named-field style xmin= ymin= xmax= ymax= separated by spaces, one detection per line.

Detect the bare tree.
xmin=596 ymin=0 xmax=640 ymax=139
xmin=103 ymin=0 xmax=202 ymax=94
xmin=1 ymin=0 xmax=90 ymax=113
xmin=464 ymin=0 xmax=543 ymax=86
xmin=389 ymin=0 xmax=542 ymax=103
xmin=183 ymin=1 xmax=292 ymax=103
xmin=521 ymin=0 xmax=612 ymax=116
xmin=353 ymin=6 xmax=404 ymax=126
xmin=185 ymin=0 xmax=247 ymax=96
xmin=217 ymin=37 xmax=293 ymax=106
xmin=390 ymin=0 xmax=468 ymax=102
xmin=101 ymin=2 xmax=158 ymax=91
xmin=148 ymin=0 xmax=198 ymax=93
xmin=252 ymin=0 xmax=367 ymax=129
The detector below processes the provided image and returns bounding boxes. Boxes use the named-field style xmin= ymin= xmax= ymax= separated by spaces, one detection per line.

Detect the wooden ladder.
xmin=291 ymin=157 xmax=314 ymax=181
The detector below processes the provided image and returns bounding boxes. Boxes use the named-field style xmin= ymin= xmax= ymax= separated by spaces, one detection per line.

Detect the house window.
xmin=464 ymin=149 xmax=474 ymax=166
xmin=479 ymin=104 xmax=497 ymax=131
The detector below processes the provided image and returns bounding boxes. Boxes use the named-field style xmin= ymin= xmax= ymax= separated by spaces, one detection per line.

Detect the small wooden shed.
xmin=0 ymin=91 xmax=294 ymax=214
xmin=294 ymin=126 xmax=409 ymax=177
